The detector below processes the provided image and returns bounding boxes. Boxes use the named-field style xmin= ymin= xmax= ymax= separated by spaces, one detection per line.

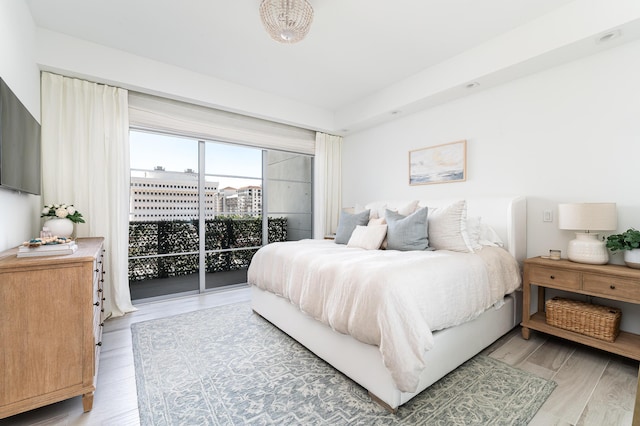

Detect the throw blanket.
xmin=247 ymin=240 xmax=521 ymax=392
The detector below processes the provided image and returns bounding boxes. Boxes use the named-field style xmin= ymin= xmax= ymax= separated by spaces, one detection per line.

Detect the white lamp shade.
xmin=558 ymin=203 xmax=617 ymax=231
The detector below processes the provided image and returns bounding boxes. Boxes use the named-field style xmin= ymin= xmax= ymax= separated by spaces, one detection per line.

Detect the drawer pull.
xmin=96 ymin=342 xmax=102 ymax=347
xmin=100 ymin=322 xmax=104 ymax=327
xmin=610 ymin=285 xmax=616 ymax=290
xmin=94 ymin=301 xmax=100 ymax=306
xmin=95 ymin=268 xmax=100 ymax=273
xmin=550 ymin=275 xmax=555 ymax=279
xmin=98 ymin=288 xmax=103 ymax=293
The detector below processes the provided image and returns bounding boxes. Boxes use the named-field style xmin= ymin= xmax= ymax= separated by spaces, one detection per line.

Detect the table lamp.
xmin=558 ymin=203 xmax=617 ymax=264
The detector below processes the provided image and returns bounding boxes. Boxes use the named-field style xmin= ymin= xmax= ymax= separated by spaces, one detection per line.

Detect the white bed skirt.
xmin=251 ymin=285 xmax=521 ymax=410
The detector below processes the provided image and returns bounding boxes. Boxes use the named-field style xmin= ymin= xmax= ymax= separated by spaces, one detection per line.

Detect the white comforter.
xmin=247 ymin=239 xmax=521 ymax=392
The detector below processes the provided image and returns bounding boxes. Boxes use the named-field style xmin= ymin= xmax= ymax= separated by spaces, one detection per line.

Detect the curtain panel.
xmin=41 ymin=72 xmax=135 ymax=318
xmin=314 ymin=133 xmax=342 ymax=238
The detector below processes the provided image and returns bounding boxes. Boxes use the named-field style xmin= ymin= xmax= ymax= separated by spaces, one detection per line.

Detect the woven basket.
xmin=545 ymin=297 xmax=621 ymax=342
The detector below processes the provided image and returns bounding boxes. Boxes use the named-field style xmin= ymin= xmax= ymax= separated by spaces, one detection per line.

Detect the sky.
xmin=129 ymin=130 xmax=262 ymax=188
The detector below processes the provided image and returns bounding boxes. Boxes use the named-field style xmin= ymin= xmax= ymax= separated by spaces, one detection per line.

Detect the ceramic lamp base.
xmin=567 ymin=233 xmax=609 ymax=265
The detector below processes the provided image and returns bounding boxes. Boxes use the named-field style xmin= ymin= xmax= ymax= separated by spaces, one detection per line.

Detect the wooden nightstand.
xmin=521 ymin=256 xmax=640 ymax=361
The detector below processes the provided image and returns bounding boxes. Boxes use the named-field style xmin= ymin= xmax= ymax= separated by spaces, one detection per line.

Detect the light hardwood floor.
xmin=1 ymin=287 xmax=637 ymax=425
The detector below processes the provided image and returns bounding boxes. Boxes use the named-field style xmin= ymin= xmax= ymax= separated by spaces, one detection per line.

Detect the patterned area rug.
xmin=132 ymin=302 xmax=555 ymax=425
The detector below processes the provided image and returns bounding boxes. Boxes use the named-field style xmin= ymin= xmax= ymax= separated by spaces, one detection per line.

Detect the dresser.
xmin=0 ymin=237 xmax=105 ymax=419
xmin=521 ymin=256 xmax=640 ymax=360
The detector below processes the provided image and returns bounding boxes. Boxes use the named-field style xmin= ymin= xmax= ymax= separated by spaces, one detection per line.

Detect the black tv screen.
xmin=0 ymin=77 xmax=41 ymax=195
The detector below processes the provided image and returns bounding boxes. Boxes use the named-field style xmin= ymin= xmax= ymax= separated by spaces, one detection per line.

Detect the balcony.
xmin=128 ymin=217 xmax=287 ymax=300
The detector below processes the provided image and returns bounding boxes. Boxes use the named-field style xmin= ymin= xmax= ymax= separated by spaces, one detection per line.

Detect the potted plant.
xmin=606 ymin=228 xmax=640 ymax=269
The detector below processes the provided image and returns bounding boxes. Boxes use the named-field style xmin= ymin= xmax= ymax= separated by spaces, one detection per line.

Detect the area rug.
xmin=132 ymin=302 xmax=555 ymax=425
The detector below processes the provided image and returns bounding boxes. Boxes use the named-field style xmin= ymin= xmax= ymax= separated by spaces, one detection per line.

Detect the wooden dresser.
xmin=0 ymin=237 xmax=105 ymax=419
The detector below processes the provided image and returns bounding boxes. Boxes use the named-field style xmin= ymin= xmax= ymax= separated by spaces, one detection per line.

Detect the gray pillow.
xmin=335 ymin=210 xmax=370 ymax=244
xmin=385 ymin=207 xmax=430 ymax=251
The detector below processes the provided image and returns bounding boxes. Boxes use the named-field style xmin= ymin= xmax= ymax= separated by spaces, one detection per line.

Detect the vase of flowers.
xmin=41 ymin=203 xmax=85 ymax=238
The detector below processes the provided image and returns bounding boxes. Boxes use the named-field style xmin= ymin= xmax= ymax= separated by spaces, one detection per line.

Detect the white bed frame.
xmin=251 ymin=196 xmax=527 ymax=411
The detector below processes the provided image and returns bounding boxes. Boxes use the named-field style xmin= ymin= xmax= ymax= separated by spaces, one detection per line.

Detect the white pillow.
xmin=364 ymin=200 xmax=419 ymax=220
xmin=428 ymin=200 xmax=475 ymax=253
xmin=368 ymin=217 xmax=386 ymax=226
xmin=479 ymin=223 xmax=505 ymax=247
xmin=347 ymin=225 xmax=388 ymax=250
xmin=466 ymin=216 xmax=483 ymax=251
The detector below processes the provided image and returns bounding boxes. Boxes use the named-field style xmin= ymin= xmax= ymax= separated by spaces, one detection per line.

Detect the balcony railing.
xmin=128 ymin=217 xmax=287 ymax=282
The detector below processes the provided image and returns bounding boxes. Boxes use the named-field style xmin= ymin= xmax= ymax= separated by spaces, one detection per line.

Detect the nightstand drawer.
xmin=529 ymin=267 xmax=580 ymax=290
xmin=583 ymin=274 xmax=640 ymax=303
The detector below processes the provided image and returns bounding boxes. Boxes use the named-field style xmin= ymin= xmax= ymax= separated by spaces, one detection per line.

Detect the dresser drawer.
xmin=583 ymin=273 xmax=640 ymax=303
xmin=529 ymin=266 xmax=581 ymax=290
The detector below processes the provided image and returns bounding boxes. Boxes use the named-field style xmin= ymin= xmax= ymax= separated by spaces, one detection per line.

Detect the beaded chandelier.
xmin=259 ymin=0 xmax=314 ymax=44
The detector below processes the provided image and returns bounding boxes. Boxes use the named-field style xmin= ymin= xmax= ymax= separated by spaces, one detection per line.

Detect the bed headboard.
xmin=362 ymin=196 xmax=527 ymax=262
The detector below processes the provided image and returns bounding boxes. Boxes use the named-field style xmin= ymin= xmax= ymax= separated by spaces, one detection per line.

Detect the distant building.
xmin=238 ymin=186 xmax=262 ymax=217
xmin=129 ymin=167 xmax=218 ymax=221
xmin=130 ymin=167 xmax=262 ymax=221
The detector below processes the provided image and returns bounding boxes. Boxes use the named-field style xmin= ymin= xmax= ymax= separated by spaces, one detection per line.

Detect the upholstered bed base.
xmin=251 ymin=285 xmax=521 ymax=410
xmin=250 ymin=196 xmax=526 ymax=410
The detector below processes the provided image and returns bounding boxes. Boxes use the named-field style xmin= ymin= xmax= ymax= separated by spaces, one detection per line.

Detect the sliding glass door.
xmin=128 ymin=130 xmax=312 ymax=301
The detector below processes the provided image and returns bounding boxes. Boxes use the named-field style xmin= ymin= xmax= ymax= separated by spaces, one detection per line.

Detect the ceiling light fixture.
xmin=597 ymin=29 xmax=621 ymax=44
xmin=259 ymin=0 xmax=314 ymax=44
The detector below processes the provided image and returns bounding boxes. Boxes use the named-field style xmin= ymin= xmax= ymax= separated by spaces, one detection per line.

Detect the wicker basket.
xmin=545 ymin=297 xmax=621 ymax=342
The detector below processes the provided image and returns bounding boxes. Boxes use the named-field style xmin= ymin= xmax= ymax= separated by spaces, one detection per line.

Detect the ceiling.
xmin=26 ymin=0 xmax=577 ymax=112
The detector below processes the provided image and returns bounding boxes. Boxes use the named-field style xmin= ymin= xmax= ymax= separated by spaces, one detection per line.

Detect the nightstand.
xmin=521 ymin=256 xmax=640 ymax=361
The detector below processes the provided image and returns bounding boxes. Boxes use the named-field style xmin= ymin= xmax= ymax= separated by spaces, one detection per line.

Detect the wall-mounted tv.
xmin=0 ymin=77 xmax=41 ymax=195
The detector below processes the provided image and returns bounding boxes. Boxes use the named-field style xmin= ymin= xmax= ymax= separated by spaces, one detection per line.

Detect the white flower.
xmin=55 ymin=207 xmax=68 ymax=218
xmin=67 ymin=206 xmax=76 ymax=215
xmin=42 ymin=207 xmax=50 ymax=214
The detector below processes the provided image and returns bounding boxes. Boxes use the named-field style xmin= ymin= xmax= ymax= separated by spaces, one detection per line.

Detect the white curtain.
xmin=41 ymin=72 xmax=135 ymax=318
xmin=313 ymin=133 xmax=342 ymax=238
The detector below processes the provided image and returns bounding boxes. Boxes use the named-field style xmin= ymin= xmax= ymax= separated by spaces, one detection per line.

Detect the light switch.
xmin=543 ymin=210 xmax=553 ymax=222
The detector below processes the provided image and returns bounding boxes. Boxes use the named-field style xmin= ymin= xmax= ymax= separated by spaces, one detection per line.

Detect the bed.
xmin=248 ymin=196 xmax=527 ymax=411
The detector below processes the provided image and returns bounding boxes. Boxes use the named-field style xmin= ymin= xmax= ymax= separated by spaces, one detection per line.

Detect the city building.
xmin=130 ymin=167 xmax=262 ymax=221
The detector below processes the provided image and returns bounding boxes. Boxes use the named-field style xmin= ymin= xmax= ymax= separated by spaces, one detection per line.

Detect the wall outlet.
xmin=543 ymin=210 xmax=553 ymax=222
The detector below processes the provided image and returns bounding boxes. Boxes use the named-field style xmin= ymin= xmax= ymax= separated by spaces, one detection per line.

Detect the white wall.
xmin=0 ymin=0 xmax=42 ymax=252
xmin=343 ymin=39 xmax=640 ymax=332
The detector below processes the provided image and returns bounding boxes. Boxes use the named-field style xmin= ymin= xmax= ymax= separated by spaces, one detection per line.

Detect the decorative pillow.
xmin=466 ymin=216 xmax=483 ymax=251
xmin=335 ymin=209 xmax=370 ymax=244
xmin=363 ymin=200 xmax=419 ymax=220
xmin=347 ymin=225 xmax=388 ymax=250
xmin=428 ymin=200 xmax=475 ymax=253
xmin=368 ymin=217 xmax=386 ymax=226
xmin=385 ymin=207 xmax=429 ymax=251
xmin=479 ymin=223 xmax=505 ymax=247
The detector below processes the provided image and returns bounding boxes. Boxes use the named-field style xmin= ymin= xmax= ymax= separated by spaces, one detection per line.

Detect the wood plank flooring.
xmin=1 ymin=287 xmax=637 ymax=425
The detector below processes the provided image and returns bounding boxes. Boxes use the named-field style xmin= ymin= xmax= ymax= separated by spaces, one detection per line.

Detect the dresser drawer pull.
xmin=100 ymin=322 xmax=104 ymax=327
xmin=550 ymin=275 xmax=555 ymax=279
xmin=96 ymin=342 xmax=102 ymax=347
xmin=93 ymin=301 xmax=100 ymax=306
xmin=610 ymin=285 xmax=616 ymax=289
xmin=95 ymin=268 xmax=100 ymax=273
xmin=98 ymin=288 xmax=103 ymax=293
